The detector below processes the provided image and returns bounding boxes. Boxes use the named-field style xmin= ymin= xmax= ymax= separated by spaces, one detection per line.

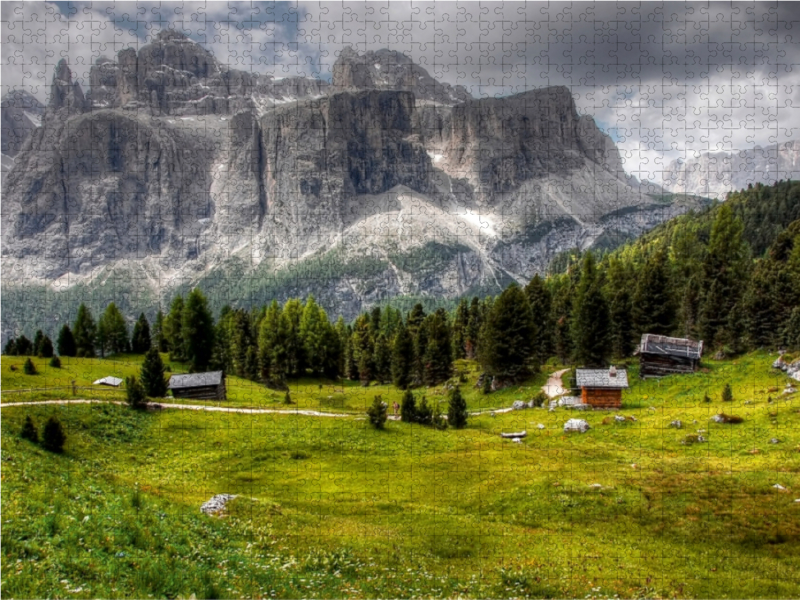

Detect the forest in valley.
xmin=5 ymin=180 xmax=800 ymax=393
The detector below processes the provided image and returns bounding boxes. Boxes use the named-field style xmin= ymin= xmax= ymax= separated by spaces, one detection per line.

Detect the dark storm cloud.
xmin=3 ymin=1 xmax=799 ymax=180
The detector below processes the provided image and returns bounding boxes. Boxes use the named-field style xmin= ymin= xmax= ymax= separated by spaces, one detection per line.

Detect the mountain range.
xmin=2 ymin=31 xmax=709 ymax=333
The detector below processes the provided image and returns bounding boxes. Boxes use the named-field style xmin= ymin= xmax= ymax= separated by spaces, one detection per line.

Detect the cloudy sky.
xmin=2 ymin=1 xmax=799 ymax=181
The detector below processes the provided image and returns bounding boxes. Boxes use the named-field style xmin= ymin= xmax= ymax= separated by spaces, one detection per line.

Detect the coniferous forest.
xmin=5 ymin=181 xmax=800 ymax=390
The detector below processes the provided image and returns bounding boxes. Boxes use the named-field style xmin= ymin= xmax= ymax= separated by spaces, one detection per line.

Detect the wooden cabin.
xmin=168 ymin=371 xmax=227 ymax=400
xmin=576 ymin=367 xmax=628 ymax=409
xmin=637 ymin=334 xmax=703 ymax=378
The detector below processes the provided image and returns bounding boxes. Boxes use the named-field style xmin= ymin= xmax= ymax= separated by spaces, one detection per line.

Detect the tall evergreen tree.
xmin=400 ymin=389 xmax=417 ymax=423
xmin=465 ymin=297 xmax=482 ymax=359
xmin=97 ymin=303 xmax=129 ymax=357
xmin=422 ymin=308 xmax=453 ymax=386
xmin=351 ymin=314 xmax=374 ymax=385
xmin=391 ymin=323 xmax=414 ymax=389
xmin=131 ymin=313 xmax=152 ymax=354
xmin=452 ymin=298 xmax=470 ymax=360
xmin=182 ymin=289 xmax=215 ymax=372
xmin=632 ymin=247 xmax=675 ymax=337
xmin=57 ymin=324 xmax=76 ymax=357
xmin=153 ymin=310 xmax=168 ymax=352
xmin=477 ymin=284 xmax=535 ymax=381
xmin=525 ymin=275 xmax=553 ymax=365
xmin=38 ymin=336 xmax=54 ymax=359
xmin=140 ymin=347 xmax=168 ymax=398
xmin=571 ymin=253 xmax=612 ymax=367
xmin=373 ymin=333 xmax=391 ymax=384
xmin=33 ymin=330 xmax=44 ymax=357
xmin=4 ymin=338 xmax=17 ymax=356
xmin=165 ymin=296 xmax=185 ymax=361
xmin=258 ymin=300 xmax=283 ymax=386
xmin=73 ymin=304 xmax=97 ymax=358
xmin=15 ymin=335 xmax=33 ymax=356
xmin=300 ymin=296 xmax=327 ymax=376
xmin=282 ymin=299 xmax=305 ymax=377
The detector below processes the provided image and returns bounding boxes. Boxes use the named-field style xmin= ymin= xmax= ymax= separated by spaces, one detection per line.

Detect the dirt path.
xmin=542 ymin=368 xmax=569 ymax=398
xmin=0 ymin=399 xmax=350 ymax=417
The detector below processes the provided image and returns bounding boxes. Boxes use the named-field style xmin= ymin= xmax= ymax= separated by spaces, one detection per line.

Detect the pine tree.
xmin=97 ymin=303 xmax=129 ymax=357
xmin=416 ymin=397 xmax=432 ymax=426
xmin=165 ymin=296 xmax=185 ymax=361
xmin=153 ymin=310 xmax=168 ymax=352
xmin=73 ymin=304 xmax=97 ymax=358
xmin=477 ymin=285 xmax=535 ymax=382
xmin=783 ymin=306 xmax=800 ymax=350
xmin=282 ymin=299 xmax=305 ymax=377
xmin=335 ymin=317 xmax=349 ymax=378
xmin=400 ymin=389 xmax=417 ymax=423
xmin=465 ymin=297 xmax=482 ymax=359
xmin=373 ymin=333 xmax=391 ymax=384
xmin=300 ymin=296 xmax=326 ymax=376
xmin=525 ymin=275 xmax=553 ymax=364
xmin=41 ymin=417 xmax=66 ymax=453
xmin=422 ymin=309 xmax=453 ymax=386
xmin=571 ymin=253 xmax=611 ymax=367
xmin=125 ymin=375 xmax=147 ymax=409
xmin=447 ymin=386 xmax=468 ymax=429
xmin=391 ymin=323 xmax=414 ymax=390
xmin=140 ymin=347 xmax=168 ymax=398
xmin=229 ymin=309 xmax=254 ymax=378
xmin=632 ymin=247 xmax=675 ymax=338
xmin=49 ymin=355 xmax=62 ymax=368
xmin=23 ymin=357 xmax=37 ymax=375
xmin=15 ymin=334 xmax=33 ymax=356
xmin=38 ymin=336 xmax=54 ymax=359
xmin=721 ymin=383 xmax=733 ymax=402
xmin=182 ymin=289 xmax=215 ymax=372
xmin=366 ymin=396 xmax=387 ymax=429
xmin=21 ymin=416 xmax=38 ymax=443
xmin=351 ymin=314 xmax=374 ymax=386
xmin=452 ymin=298 xmax=469 ymax=360
xmin=258 ymin=300 xmax=281 ymax=385
xmin=3 ymin=338 xmax=17 ymax=355
xmin=57 ymin=324 xmax=76 ymax=357
xmin=131 ymin=313 xmax=152 ymax=354
xmin=33 ymin=330 xmax=44 ymax=357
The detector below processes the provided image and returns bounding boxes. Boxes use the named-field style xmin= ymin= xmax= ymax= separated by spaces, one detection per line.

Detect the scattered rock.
xmin=711 ymin=414 xmax=725 ymax=424
xmin=201 ymin=494 xmax=238 ymax=515
xmin=769 ymin=438 xmax=781 ymax=444
xmin=626 ymin=416 xmax=637 ymax=422
xmin=563 ymin=418 xmax=590 ymax=433
xmin=773 ymin=484 xmax=787 ymax=491
xmin=589 ymin=483 xmax=603 ymax=490
xmin=490 ymin=411 xmax=496 ymax=417
xmin=714 ymin=350 xmax=725 ymax=360
xmin=512 ymin=400 xmax=527 ymax=411
xmin=748 ymin=448 xmax=761 ymax=455
xmin=669 ymin=420 xmax=682 ymax=429
xmin=537 ymin=423 xmax=545 ymax=430
xmin=682 ymin=434 xmax=707 ymax=445
xmin=512 ymin=438 xmax=522 ymax=444
xmin=784 ymin=386 xmax=797 ymax=395
xmin=614 ymin=416 xmax=626 ymax=423
xmin=773 ymin=355 xmax=800 ymax=382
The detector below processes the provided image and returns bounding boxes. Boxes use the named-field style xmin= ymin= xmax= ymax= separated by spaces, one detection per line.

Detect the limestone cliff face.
xmin=2 ymin=36 xmax=702 ymax=323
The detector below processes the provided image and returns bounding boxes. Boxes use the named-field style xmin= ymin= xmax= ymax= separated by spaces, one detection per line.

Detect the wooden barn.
xmin=168 ymin=371 xmax=227 ymax=400
xmin=576 ymin=367 xmax=629 ymax=409
xmin=637 ymin=334 xmax=703 ymax=378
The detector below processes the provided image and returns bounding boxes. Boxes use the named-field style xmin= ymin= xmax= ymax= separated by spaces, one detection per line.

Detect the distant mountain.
xmin=2 ymin=33 xmax=706 ymax=336
xmin=662 ymin=141 xmax=800 ymax=199
xmin=1 ymin=89 xmax=45 ymax=172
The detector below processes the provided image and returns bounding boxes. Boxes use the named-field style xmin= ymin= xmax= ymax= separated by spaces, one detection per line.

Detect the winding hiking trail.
xmin=1 ymin=369 xmax=572 ymax=418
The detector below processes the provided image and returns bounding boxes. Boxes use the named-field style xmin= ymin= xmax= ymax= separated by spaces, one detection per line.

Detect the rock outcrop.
xmin=1 ymin=90 xmax=45 ymax=158
xmin=2 ymin=33 xmax=706 ymax=329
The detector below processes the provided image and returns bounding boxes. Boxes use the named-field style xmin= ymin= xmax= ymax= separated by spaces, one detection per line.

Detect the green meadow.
xmin=2 ymin=351 xmax=800 ymax=598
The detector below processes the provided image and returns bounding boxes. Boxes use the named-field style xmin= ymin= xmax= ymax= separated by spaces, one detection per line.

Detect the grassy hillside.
xmin=2 ymin=352 xmax=800 ymax=598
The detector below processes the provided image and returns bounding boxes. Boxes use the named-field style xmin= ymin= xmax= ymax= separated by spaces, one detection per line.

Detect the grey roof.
xmin=169 ymin=371 xmax=224 ymax=389
xmin=576 ymin=368 xmax=629 ymax=389
xmin=639 ymin=334 xmax=703 ymax=359
xmin=93 ymin=376 xmax=123 ymax=387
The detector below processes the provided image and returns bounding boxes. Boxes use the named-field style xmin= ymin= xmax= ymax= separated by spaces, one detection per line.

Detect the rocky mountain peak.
xmin=49 ymin=59 xmax=86 ymax=114
xmin=332 ymin=46 xmax=471 ymax=104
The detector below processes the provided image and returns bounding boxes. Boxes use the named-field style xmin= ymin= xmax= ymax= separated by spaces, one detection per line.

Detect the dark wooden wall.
xmin=582 ymin=387 xmax=622 ymax=408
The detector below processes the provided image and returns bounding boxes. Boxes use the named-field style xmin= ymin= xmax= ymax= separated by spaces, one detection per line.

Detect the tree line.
xmin=5 ymin=180 xmax=800 ymax=388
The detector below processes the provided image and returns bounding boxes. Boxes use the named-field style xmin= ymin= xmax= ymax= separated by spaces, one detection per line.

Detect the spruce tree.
xmin=416 ymin=397 xmax=432 ymax=426
xmin=39 ymin=336 xmax=54 ymax=359
xmin=400 ymin=389 xmax=417 ymax=423
xmin=525 ymin=275 xmax=553 ymax=364
xmin=366 ymin=396 xmax=387 ymax=429
xmin=571 ymin=253 xmax=611 ymax=367
xmin=422 ymin=308 xmax=453 ymax=386
xmin=140 ymin=347 xmax=168 ymax=398
xmin=154 ymin=310 xmax=168 ymax=352
xmin=447 ymin=386 xmax=468 ymax=429
xmin=300 ymin=296 xmax=327 ymax=376
xmin=33 ymin=330 xmax=44 ymax=357
xmin=721 ymin=383 xmax=733 ymax=402
xmin=49 ymin=355 xmax=61 ymax=368
xmin=391 ymin=323 xmax=414 ymax=390
xmin=21 ymin=416 xmax=38 ymax=443
xmin=3 ymin=338 xmax=17 ymax=356
xmin=165 ymin=296 xmax=185 ymax=361
xmin=632 ymin=247 xmax=675 ymax=338
xmin=57 ymin=324 xmax=76 ymax=357
xmin=282 ymin=299 xmax=305 ymax=377
xmin=258 ymin=300 xmax=281 ymax=385
xmin=41 ymin=417 xmax=66 ymax=453
xmin=125 ymin=375 xmax=147 ymax=409
xmin=351 ymin=314 xmax=374 ymax=385
xmin=465 ymin=297 xmax=482 ymax=359
xmin=477 ymin=285 xmax=535 ymax=382
xmin=15 ymin=335 xmax=33 ymax=356
xmin=452 ymin=298 xmax=470 ymax=360
xmin=73 ymin=304 xmax=97 ymax=358
xmin=131 ymin=313 xmax=152 ymax=354
xmin=373 ymin=333 xmax=391 ymax=384
xmin=182 ymin=288 xmax=215 ymax=372
xmin=23 ymin=357 xmax=37 ymax=375
xmin=97 ymin=303 xmax=129 ymax=357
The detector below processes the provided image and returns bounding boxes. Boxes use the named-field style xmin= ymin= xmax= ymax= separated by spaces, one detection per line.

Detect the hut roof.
xmin=576 ymin=368 xmax=629 ymax=389
xmin=169 ymin=371 xmax=224 ymax=389
xmin=638 ymin=334 xmax=703 ymax=359
xmin=93 ymin=376 xmax=123 ymax=387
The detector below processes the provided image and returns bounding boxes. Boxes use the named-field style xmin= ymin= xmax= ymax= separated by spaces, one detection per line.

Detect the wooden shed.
xmin=168 ymin=371 xmax=227 ymax=400
xmin=637 ymin=334 xmax=703 ymax=378
xmin=576 ymin=367 xmax=629 ymax=409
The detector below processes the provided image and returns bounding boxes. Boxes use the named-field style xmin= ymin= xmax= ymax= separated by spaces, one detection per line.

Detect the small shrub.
xmin=48 ymin=355 xmax=61 ymax=368
xmin=718 ymin=413 xmax=744 ymax=424
xmin=20 ymin=416 xmax=38 ymax=443
xmin=283 ymin=391 xmax=293 ymax=405
xmin=703 ymin=392 xmax=711 ymax=403
xmin=41 ymin=417 xmax=66 ymax=453
xmin=447 ymin=386 xmax=468 ymax=429
xmin=400 ymin=389 xmax=417 ymax=423
xmin=432 ymin=401 xmax=449 ymax=430
xmin=416 ymin=397 xmax=433 ymax=425
xmin=532 ymin=391 xmax=548 ymax=407
xmin=366 ymin=396 xmax=387 ymax=429
xmin=23 ymin=358 xmax=37 ymax=375
xmin=125 ymin=375 xmax=147 ymax=409
xmin=482 ymin=374 xmax=492 ymax=394
xmin=722 ymin=383 xmax=733 ymax=402
xmin=682 ymin=434 xmax=706 ymax=445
